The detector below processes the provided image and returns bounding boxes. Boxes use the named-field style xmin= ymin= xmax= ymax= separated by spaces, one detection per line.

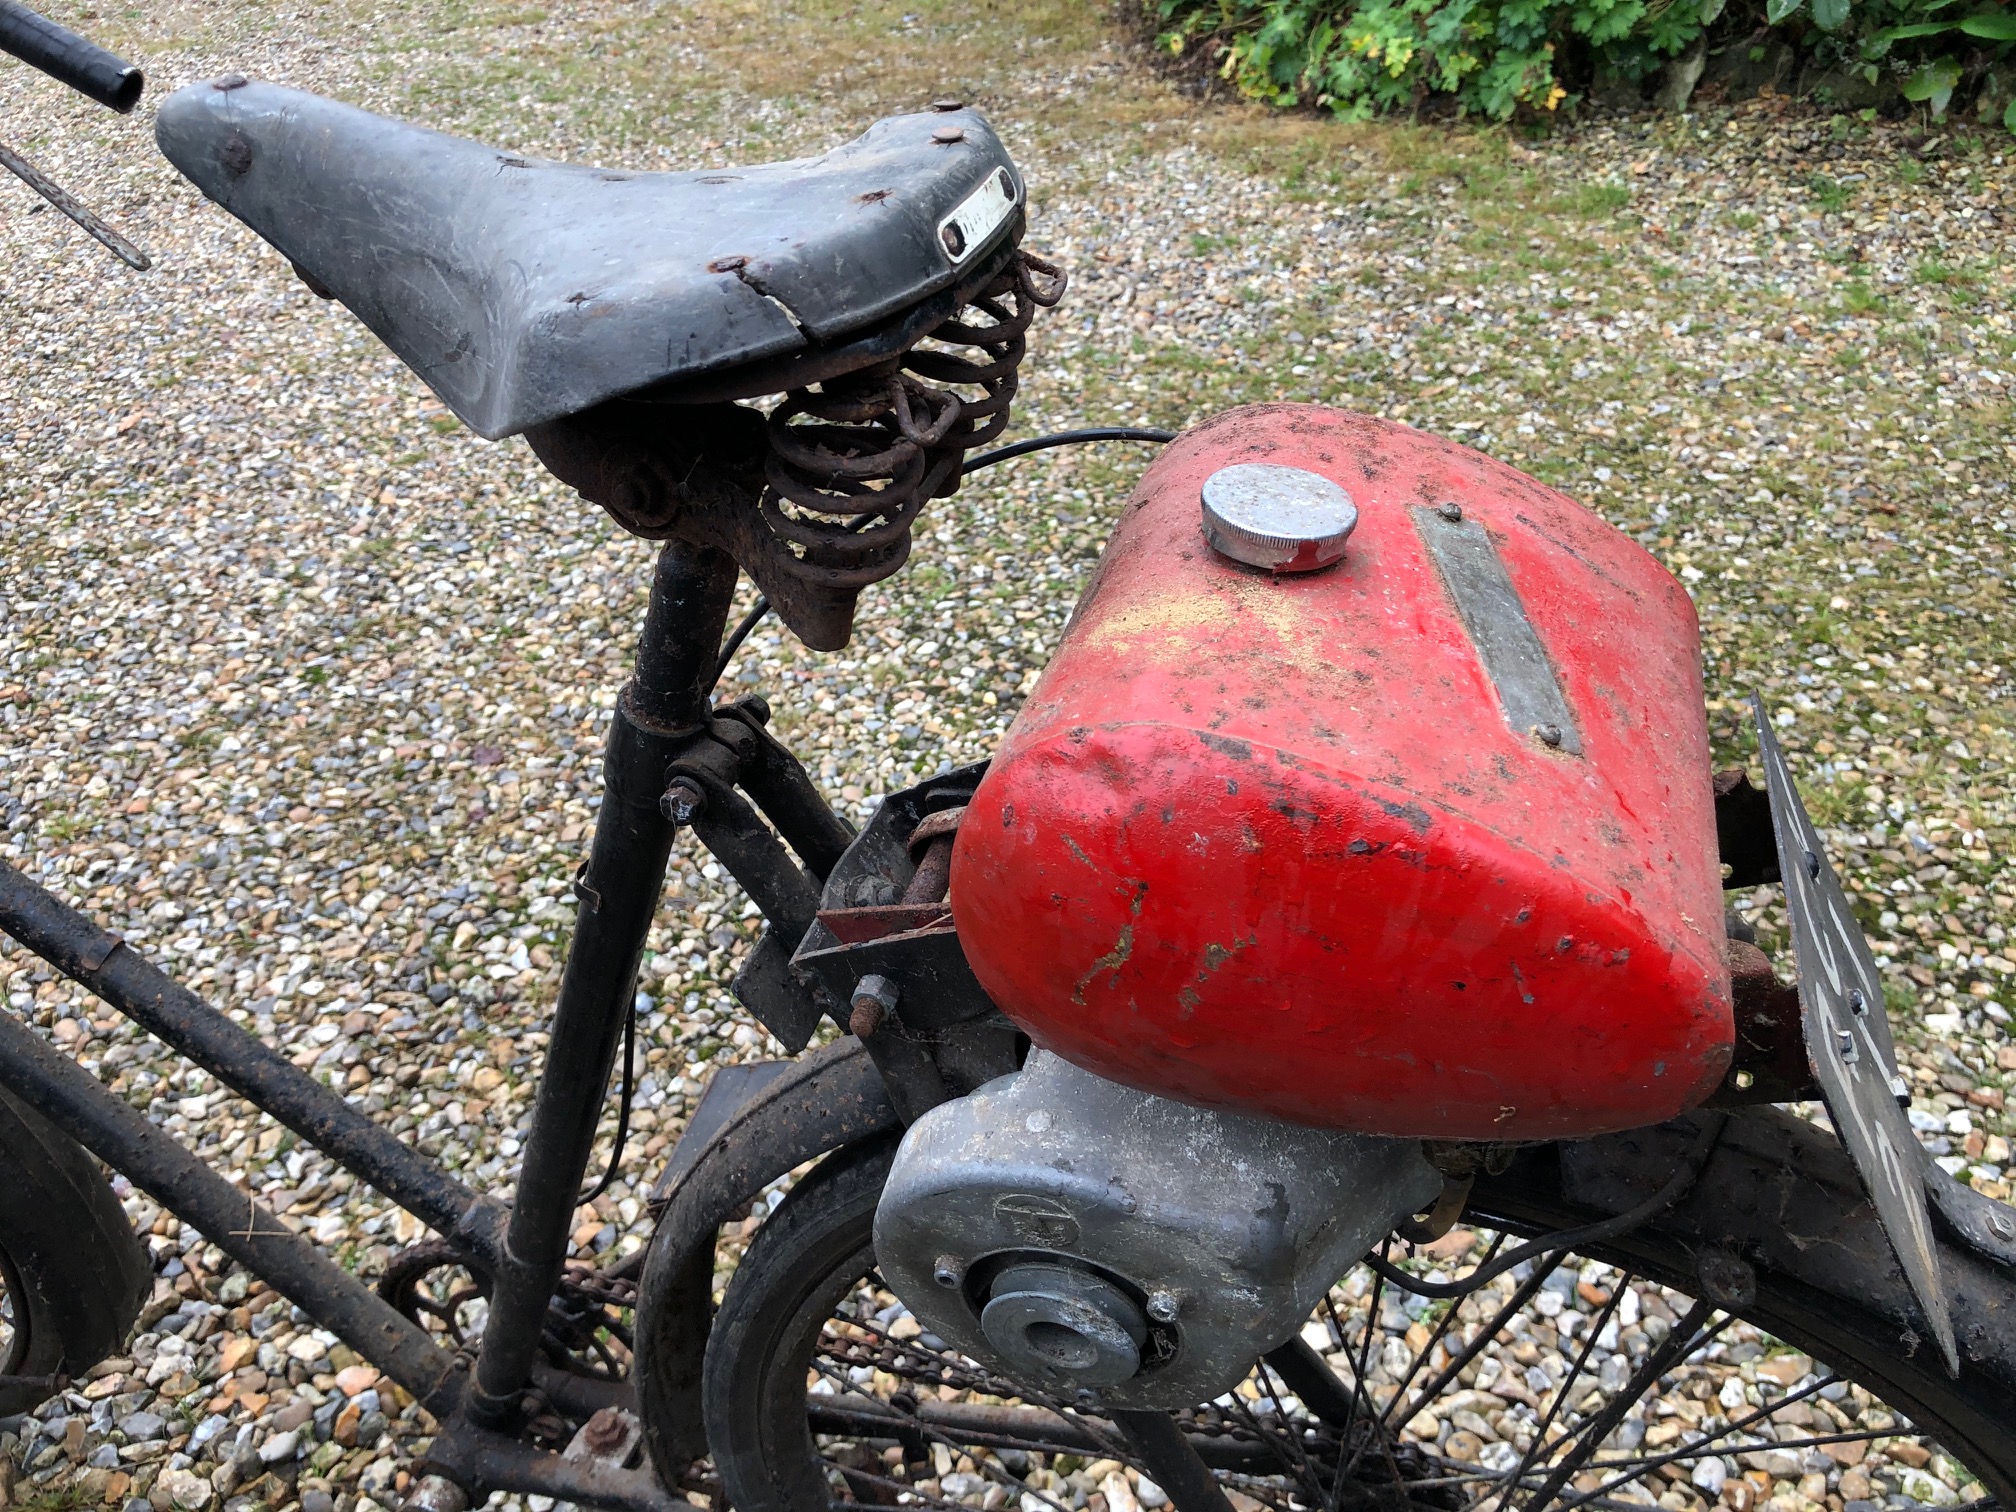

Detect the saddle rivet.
xmin=931 ymin=98 xmax=965 ymax=112
xmin=931 ymin=126 xmax=966 ymax=145
xmin=212 ymin=73 xmax=249 ymax=90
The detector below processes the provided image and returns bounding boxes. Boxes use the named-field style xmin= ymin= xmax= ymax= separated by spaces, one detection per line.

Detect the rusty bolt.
xmin=659 ymin=777 xmax=707 ymax=826
xmin=1534 ymin=724 xmax=1564 ymax=748
xmin=708 ymin=255 xmax=748 ymax=273
xmin=850 ymin=974 xmax=899 ymax=1038
xmin=932 ymin=1255 xmax=964 ymax=1288
xmin=580 ymin=1407 xmax=628 ymax=1455
xmin=931 ymin=126 xmax=966 ymax=145
xmin=907 ymin=804 xmax=967 ymax=858
xmin=941 ymin=222 xmax=967 ymax=257
xmin=1437 ymin=501 xmax=1463 ymax=522
xmin=1146 ymin=1290 xmax=1181 ymax=1323
xmin=931 ymin=98 xmax=965 ymax=112
xmin=212 ymin=73 xmax=249 ymax=91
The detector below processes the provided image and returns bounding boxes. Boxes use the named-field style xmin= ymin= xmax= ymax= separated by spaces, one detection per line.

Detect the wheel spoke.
xmin=1515 ymin=1297 xmax=1722 ymax=1512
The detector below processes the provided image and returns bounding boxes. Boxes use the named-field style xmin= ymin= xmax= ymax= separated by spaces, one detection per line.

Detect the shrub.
xmin=1152 ymin=0 xmax=2016 ymax=124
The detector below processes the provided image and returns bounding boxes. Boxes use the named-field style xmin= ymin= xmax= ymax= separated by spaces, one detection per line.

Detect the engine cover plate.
xmin=874 ymin=1049 xmax=1442 ymax=1409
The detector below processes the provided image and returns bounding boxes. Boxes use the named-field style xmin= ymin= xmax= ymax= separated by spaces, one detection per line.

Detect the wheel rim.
xmin=772 ymin=1222 xmax=1991 ymax=1512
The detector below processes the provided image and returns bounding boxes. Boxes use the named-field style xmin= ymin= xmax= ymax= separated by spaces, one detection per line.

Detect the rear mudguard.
xmin=632 ymin=1038 xmax=899 ymax=1473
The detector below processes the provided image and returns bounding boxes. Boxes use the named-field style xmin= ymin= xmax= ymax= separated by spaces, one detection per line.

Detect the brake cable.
xmin=1364 ymin=1115 xmax=1729 ymax=1299
xmin=705 ymin=426 xmax=1177 ymax=691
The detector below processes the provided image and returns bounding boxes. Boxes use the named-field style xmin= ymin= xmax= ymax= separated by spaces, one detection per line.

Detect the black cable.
xmin=577 ymin=1003 xmax=636 ymax=1208
xmin=707 ymin=593 xmax=770 ymax=694
xmin=1364 ymin=1115 xmax=1727 ymax=1300
xmin=961 ymin=426 xmax=1177 ymax=473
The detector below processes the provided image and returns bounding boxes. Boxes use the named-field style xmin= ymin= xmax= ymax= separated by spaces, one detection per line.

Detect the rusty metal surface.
xmin=1753 ymin=698 xmax=1956 ymax=1373
xmin=524 ymin=251 xmax=1062 ymax=652
xmin=633 ymin=1039 xmax=900 ymax=1472
xmin=955 ymin=404 xmax=1731 ymax=1140
xmin=1705 ymin=937 xmax=1819 ymax=1106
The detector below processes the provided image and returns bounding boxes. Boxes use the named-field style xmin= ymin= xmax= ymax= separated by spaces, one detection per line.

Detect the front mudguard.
xmin=631 ymin=1038 xmax=899 ymax=1475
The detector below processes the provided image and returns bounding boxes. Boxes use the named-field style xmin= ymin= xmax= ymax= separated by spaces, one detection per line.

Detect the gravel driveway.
xmin=1 ymin=0 xmax=2012 ymax=1509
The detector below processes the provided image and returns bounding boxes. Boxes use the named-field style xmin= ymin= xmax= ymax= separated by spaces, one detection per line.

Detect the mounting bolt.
xmin=659 ymin=777 xmax=707 ymax=827
xmin=941 ymin=221 xmax=967 ymax=257
xmin=1437 ymin=501 xmax=1464 ymax=522
xmin=931 ymin=125 xmax=967 ymax=144
xmin=1534 ymin=724 xmax=1564 ymax=748
xmin=932 ymin=1255 xmax=965 ymax=1289
xmin=851 ymin=974 xmax=900 ymax=1038
xmin=1847 ymin=987 xmax=1868 ymax=1016
xmin=1146 ymin=1290 xmax=1181 ymax=1323
xmin=1989 ymin=1212 xmax=2015 ymax=1242
xmin=580 ymin=1406 xmax=628 ymax=1454
xmin=931 ymin=97 xmax=965 ymax=111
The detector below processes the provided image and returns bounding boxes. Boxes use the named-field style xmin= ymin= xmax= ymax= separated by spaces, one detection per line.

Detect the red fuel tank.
xmin=950 ymin=405 xmax=1731 ymax=1140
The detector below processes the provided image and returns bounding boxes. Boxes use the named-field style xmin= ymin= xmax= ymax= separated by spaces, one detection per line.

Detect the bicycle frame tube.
xmin=464 ymin=540 xmax=737 ymax=1425
xmin=0 ymin=535 xmax=842 ymax=1501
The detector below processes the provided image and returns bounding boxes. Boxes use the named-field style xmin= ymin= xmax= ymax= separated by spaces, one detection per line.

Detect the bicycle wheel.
xmin=0 ymin=1086 xmax=152 ymax=1416
xmin=700 ymin=1112 xmax=2016 ymax=1512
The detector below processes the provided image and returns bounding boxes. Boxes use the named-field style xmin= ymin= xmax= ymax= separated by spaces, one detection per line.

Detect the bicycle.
xmin=1 ymin=34 xmax=2013 ymax=1512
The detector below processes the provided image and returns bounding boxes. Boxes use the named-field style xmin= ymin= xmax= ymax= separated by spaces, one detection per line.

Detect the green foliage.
xmin=1156 ymin=0 xmax=2016 ymax=123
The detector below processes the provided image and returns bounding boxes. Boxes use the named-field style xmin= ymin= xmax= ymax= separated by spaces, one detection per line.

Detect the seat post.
xmin=467 ymin=538 xmax=737 ymax=1427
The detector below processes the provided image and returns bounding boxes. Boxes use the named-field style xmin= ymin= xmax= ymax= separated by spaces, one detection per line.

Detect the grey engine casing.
xmin=874 ymin=1050 xmax=1443 ymax=1409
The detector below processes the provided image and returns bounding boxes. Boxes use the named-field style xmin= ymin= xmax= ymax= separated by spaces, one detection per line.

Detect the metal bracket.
xmin=1753 ymin=695 xmax=1957 ymax=1374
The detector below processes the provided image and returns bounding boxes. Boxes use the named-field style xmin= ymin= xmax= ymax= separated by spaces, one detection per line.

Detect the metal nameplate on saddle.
xmin=1753 ymin=697 xmax=1956 ymax=1372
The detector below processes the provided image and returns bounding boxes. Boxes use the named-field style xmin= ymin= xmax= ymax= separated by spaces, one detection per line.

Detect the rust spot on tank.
xmin=1197 ymin=731 xmax=1254 ymax=761
xmin=1071 ymin=924 xmax=1135 ymax=1006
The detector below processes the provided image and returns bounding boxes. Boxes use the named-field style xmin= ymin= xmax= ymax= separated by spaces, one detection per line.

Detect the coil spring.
xmin=760 ymin=249 xmax=1067 ymax=588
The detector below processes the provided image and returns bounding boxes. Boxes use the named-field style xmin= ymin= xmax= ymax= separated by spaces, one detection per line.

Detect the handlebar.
xmin=0 ymin=0 xmax=143 ymax=111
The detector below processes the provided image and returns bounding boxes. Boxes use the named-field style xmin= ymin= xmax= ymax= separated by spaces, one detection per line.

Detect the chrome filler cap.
xmin=1200 ymin=463 xmax=1358 ymax=572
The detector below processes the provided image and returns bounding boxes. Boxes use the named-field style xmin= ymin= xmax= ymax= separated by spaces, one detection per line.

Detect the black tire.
xmin=700 ymin=1110 xmax=2016 ymax=1512
xmin=0 ymin=1085 xmax=152 ymax=1416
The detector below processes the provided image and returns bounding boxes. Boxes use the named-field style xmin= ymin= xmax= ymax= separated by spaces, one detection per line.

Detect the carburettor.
xmin=874 ymin=1050 xmax=1443 ymax=1409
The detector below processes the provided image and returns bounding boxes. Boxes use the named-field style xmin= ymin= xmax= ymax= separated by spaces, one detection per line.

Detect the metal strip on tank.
xmin=1412 ymin=506 xmax=1582 ymax=756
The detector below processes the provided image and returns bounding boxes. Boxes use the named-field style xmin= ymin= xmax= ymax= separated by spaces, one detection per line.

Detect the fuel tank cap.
xmin=1200 ymin=463 xmax=1358 ymax=572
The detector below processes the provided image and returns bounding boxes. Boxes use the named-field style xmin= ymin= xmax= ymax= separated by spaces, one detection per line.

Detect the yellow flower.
xmin=1544 ymin=83 xmax=1567 ymax=110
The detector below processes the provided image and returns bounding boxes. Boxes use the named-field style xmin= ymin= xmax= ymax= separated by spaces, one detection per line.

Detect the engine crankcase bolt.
xmin=1145 ymin=1290 xmax=1181 ymax=1323
xmin=932 ymin=1255 xmax=965 ymax=1288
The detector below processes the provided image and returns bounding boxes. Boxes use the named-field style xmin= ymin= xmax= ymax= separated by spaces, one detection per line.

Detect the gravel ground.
xmin=1 ymin=0 xmax=2013 ymax=1509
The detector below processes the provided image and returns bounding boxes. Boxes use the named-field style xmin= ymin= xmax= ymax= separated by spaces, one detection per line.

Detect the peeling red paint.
xmin=951 ymin=405 xmax=1732 ymax=1140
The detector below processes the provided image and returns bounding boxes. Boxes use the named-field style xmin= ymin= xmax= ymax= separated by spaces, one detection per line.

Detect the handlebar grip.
xmin=0 ymin=0 xmax=142 ymax=112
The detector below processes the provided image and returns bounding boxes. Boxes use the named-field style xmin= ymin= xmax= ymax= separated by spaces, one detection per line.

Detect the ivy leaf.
xmin=1764 ymin=0 xmax=1803 ymax=22
xmin=1901 ymin=54 xmax=1964 ymax=114
xmin=1959 ymin=11 xmax=2016 ymax=36
xmin=1812 ymin=0 xmax=1851 ymax=30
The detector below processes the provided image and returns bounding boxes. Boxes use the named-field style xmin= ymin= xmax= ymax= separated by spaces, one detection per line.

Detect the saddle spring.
xmin=759 ymin=249 xmax=1068 ymax=589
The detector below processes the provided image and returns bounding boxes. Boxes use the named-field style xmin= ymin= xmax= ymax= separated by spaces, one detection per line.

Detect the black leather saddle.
xmin=155 ymin=79 xmax=1026 ymax=439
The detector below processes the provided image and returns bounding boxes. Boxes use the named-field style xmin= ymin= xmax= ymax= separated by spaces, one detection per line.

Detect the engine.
xmin=875 ymin=1049 xmax=1442 ymax=1409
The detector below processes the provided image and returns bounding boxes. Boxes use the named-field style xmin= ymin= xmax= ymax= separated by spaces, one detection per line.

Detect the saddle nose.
xmin=155 ymin=78 xmax=1025 ymax=439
